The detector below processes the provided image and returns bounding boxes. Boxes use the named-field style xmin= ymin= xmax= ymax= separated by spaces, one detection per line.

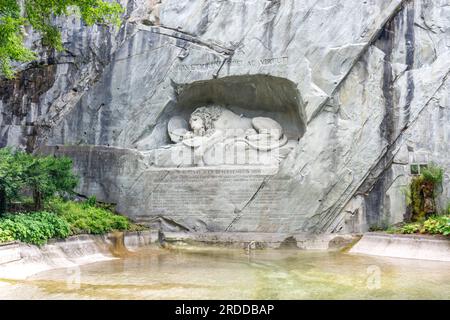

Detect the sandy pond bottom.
xmin=0 ymin=246 xmax=449 ymax=299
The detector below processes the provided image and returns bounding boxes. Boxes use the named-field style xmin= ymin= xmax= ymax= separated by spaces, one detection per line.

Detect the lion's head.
xmin=190 ymin=106 xmax=223 ymax=136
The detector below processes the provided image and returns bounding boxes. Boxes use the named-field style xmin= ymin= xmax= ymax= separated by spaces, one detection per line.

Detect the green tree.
xmin=23 ymin=154 xmax=79 ymax=210
xmin=1 ymin=0 xmax=123 ymax=78
xmin=0 ymin=148 xmax=26 ymax=214
xmin=0 ymin=148 xmax=78 ymax=212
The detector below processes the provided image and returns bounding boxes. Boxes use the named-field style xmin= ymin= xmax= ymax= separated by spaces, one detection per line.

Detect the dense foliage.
xmin=0 ymin=148 xmax=78 ymax=213
xmin=0 ymin=198 xmax=135 ymax=245
xmin=0 ymin=148 xmax=26 ymax=213
xmin=395 ymin=164 xmax=449 ymax=236
xmin=406 ymin=164 xmax=444 ymax=221
xmin=0 ymin=148 xmax=140 ymax=246
xmin=399 ymin=215 xmax=450 ymax=236
xmin=0 ymin=211 xmax=70 ymax=245
xmin=0 ymin=0 xmax=123 ymax=78
xmin=48 ymin=198 xmax=130 ymax=235
xmin=25 ymin=153 xmax=78 ymax=210
xmin=420 ymin=165 xmax=444 ymax=185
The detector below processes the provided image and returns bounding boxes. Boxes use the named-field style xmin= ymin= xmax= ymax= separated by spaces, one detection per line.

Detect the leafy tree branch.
xmin=0 ymin=0 xmax=123 ymax=79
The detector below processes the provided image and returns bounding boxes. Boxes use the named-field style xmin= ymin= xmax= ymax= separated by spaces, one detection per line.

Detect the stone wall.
xmin=350 ymin=233 xmax=450 ymax=262
xmin=0 ymin=231 xmax=154 ymax=280
xmin=2 ymin=0 xmax=450 ymax=233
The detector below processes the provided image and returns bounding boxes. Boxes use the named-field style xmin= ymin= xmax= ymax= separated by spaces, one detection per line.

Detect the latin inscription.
xmin=175 ymin=56 xmax=288 ymax=72
xmin=146 ymin=167 xmax=289 ymax=219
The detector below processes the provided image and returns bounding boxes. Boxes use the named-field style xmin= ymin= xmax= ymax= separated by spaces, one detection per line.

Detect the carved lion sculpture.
xmin=171 ymin=106 xmax=288 ymax=151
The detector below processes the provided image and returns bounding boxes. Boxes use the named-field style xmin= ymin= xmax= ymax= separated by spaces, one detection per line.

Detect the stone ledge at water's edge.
xmin=0 ymin=231 xmax=155 ymax=280
xmin=349 ymin=233 xmax=450 ymax=262
xmin=161 ymin=232 xmax=360 ymax=250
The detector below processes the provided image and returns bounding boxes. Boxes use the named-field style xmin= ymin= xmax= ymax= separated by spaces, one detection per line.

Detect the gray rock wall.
xmin=2 ymin=0 xmax=450 ymax=233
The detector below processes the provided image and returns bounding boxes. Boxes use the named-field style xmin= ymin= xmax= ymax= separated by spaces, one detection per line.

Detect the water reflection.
xmin=1 ymin=246 xmax=449 ymax=299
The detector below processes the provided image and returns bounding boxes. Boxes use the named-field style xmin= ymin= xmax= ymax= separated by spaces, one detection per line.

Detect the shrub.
xmin=442 ymin=219 xmax=450 ymax=236
xmin=397 ymin=215 xmax=450 ymax=236
xmin=0 ymin=228 xmax=14 ymax=243
xmin=0 ymin=211 xmax=70 ymax=245
xmin=0 ymin=198 xmax=136 ymax=245
xmin=83 ymin=196 xmax=97 ymax=208
xmin=423 ymin=215 xmax=450 ymax=236
xmin=400 ymin=223 xmax=420 ymax=234
xmin=48 ymin=198 xmax=130 ymax=235
xmin=423 ymin=216 xmax=443 ymax=234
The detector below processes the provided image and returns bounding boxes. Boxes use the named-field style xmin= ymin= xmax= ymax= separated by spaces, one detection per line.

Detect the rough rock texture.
xmin=1 ymin=0 xmax=450 ymax=233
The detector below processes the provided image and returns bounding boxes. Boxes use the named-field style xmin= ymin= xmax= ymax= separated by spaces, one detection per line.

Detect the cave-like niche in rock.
xmin=136 ymin=75 xmax=306 ymax=167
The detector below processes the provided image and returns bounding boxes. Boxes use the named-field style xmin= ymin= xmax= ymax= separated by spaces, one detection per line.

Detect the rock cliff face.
xmin=1 ymin=0 xmax=449 ymax=233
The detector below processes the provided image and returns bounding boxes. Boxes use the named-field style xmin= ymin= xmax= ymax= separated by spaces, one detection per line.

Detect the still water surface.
xmin=1 ymin=246 xmax=449 ymax=299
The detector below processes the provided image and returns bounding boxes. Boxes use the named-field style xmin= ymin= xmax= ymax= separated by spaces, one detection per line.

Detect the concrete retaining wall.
xmin=0 ymin=231 xmax=155 ymax=280
xmin=349 ymin=233 xmax=450 ymax=262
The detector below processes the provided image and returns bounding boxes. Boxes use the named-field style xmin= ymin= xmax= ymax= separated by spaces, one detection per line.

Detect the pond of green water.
xmin=1 ymin=246 xmax=449 ymax=299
